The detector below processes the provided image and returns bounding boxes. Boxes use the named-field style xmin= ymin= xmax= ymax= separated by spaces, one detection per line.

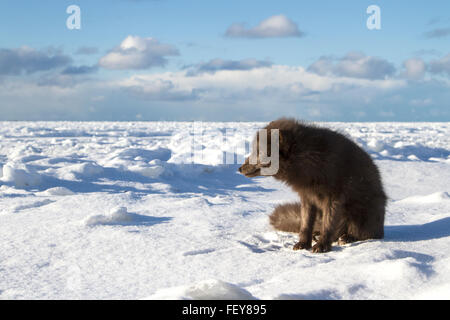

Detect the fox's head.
xmin=239 ymin=119 xmax=295 ymax=178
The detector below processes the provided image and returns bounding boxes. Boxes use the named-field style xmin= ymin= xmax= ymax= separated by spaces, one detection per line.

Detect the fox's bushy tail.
xmin=269 ymin=202 xmax=302 ymax=233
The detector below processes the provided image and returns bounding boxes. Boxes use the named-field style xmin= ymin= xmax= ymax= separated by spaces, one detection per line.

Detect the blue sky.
xmin=0 ymin=0 xmax=449 ymax=121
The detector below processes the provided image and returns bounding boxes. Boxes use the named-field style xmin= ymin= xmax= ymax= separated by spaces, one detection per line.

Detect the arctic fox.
xmin=239 ymin=118 xmax=387 ymax=253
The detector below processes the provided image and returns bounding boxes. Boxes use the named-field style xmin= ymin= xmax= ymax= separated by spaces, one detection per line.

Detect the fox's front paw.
xmin=293 ymin=241 xmax=311 ymax=251
xmin=312 ymin=231 xmax=320 ymax=242
xmin=312 ymin=241 xmax=331 ymax=253
xmin=338 ymin=234 xmax=357 ymax=246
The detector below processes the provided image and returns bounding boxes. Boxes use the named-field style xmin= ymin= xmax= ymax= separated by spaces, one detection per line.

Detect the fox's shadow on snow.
xmin=384 ymin=217 xmax=450 ymax=242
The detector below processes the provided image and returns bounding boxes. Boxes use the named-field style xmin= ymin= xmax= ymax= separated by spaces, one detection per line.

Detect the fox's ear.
xmin=278 ymin=130 xmax=285 ymax=145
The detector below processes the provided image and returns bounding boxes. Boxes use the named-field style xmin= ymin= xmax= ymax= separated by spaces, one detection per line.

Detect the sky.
xmin=0 ymin=0 xmax=449 ymax=121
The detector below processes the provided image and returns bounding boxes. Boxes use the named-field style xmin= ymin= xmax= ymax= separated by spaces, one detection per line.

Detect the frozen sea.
xmin=0 ymin=121 xmax=449 ymax=299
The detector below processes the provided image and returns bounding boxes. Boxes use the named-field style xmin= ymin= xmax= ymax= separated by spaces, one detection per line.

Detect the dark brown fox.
xmin=239 ymin=118 xmax=387 ymax=253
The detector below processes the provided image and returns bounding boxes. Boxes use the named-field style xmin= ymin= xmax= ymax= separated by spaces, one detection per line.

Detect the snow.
xmin=0 ymin=121 xmax=449 ymax=300
xmin=397 ymin=192 xmax=450 ymax=204
xmin=145 ymin=279 xmax=257 ymax=300
xmin=36 ymin=187 xmax=75 ymax=196
xmin=84 ymin=206 xmax=132 ymax=226
xmin=1 ymin=162 xmax=42 ymax=188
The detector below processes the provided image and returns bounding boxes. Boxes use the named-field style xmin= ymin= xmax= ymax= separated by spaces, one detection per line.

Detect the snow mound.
xmin=397 ymin=192 xmax=450 ymax=204
xmin=407 ymin=155 xmax=420 ymax=161
xmin=37 ymin=187 xmax=75 ymax=196
xmin=71 ymin=162 xmax=104 ymax=176
xmin=115 ymin=148 xmax=171 ymax=162
xmin=101 ymin=147 xmax=172 ymax=178
xmin=127 ymin=159 xmax=167 ymax=179
xmin=8 ymin=144 xmax=43 ymax=160
xmin=415 ymin=283 xmax=450 ymax=299
xmin=13 ymin=199 xmax=54 ymax=212
xmin=131 ymin=164 xmax=166 ymax=179
xmin=145 ymin=279 xmax=257 ymax=300
xmin=0 ymin=162 xmax=42 ymax=188
xmin=59 ymin=162 xmax=104 ymax=180
xmin=84 ymin=207 xmax=132 ymax=226
xmin=367 ymin=139 xmax=385 ymax=152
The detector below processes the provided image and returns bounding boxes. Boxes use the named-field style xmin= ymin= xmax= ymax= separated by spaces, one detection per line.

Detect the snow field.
xmin=0 ymin=121 xmax=449 ymax=299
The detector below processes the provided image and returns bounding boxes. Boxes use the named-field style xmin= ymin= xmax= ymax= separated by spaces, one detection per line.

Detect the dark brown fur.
xmin=239 ymin=118 xmax=387 ymax=253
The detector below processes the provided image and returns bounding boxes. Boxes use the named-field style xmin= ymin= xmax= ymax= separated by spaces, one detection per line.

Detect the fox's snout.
xmin=238 ymin=158 xmax=268 ymax=177
xmin=238 ymin=159 xmax=254 ymax=174
xmin=238 ymin=161 xmax=255 ymax=175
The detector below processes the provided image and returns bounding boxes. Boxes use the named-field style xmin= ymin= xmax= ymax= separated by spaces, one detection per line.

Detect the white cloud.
xmin=116 ymin=64 xmax=405 ymax=102
xmin=99 ymin=35 xmax=179 ymax=70
xmin=76 ymin=46 xmax=99 ymax=55
xmin=225 ymin=15 xmax=303 ymax=38
xmin=410 ymin=98 xmax=433 ymax=107
xmin=0 ymin=46 xmax=71 ymax=75
xmin=4 ymin=62 xmax=450 ymax=121
xmin=186 ymin=58 xmax=272 ymax=75
xmin=308 ymin=52 xmax=396 ymax=80
xmin=428 ymin=54 xmax=450 ymax=76
xmin=0 ymin=77 xmax=91 ymax=119
xmin=424 ymin=27 xmax=450 ymax=39
xmin=122 ymin=78 xmax=199 ymax=101
xmin=401 ymin=58 xmax=426 ymax=80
